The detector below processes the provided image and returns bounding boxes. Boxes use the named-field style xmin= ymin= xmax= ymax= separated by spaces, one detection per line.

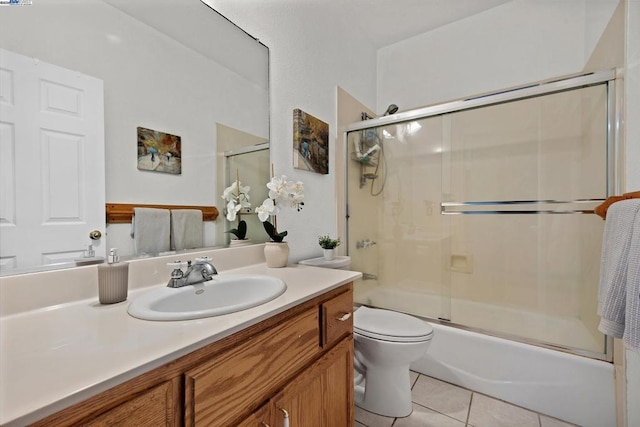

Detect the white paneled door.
xmin=0 ymin=48 xmax=105 ymax=272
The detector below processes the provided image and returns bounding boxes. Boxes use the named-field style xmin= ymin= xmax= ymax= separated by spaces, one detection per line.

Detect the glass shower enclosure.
xmin=222 ymin=142 xmax=270 ymax=245
xmin=345 ymin=71 xmax=617 ymax=360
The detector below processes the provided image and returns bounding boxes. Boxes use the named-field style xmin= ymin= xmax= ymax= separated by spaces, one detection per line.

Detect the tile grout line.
xmin=467 ymin=392 xmax=474 ymax=426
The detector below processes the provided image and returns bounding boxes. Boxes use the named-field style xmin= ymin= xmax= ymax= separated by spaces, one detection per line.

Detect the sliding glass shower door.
xmin=346 ymin=74 xmax=613 ymax=357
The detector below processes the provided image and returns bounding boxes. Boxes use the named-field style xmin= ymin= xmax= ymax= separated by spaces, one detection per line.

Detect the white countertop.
xmin=0 ymin=263 xmax=360 ymax=426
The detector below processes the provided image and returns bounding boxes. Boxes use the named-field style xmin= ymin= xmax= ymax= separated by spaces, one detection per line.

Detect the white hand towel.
xmin=131 ymin=207 xmax=171 ymax=255
xmin=170 ymin=209 xmax=203 ymax=251
xmin=597 ymin=199 xmax=640 ymax=350
xmin=624 ymin=203 xmax=640 ymax=350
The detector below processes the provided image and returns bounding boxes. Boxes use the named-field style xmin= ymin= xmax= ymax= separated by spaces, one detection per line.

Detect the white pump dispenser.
xmin=108 ymin=248 xmax=119 ymax=264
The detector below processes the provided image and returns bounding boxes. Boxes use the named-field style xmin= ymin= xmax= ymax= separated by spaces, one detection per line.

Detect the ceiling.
xmin=332 ymin=0 xmax=512 ymax=49
xmin=210 ymin=0 xmax=513 ymax=50
xmin=103 ymin=0 xmax=268 ymax=86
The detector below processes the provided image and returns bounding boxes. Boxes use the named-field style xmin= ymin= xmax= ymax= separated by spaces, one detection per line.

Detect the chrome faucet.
xmin=167 ymin=258 xmax=218 ymax=288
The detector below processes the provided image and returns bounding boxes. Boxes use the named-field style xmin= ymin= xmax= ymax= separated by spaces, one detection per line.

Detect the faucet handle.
xmin=195 ymin=256 xmax=212 ymax=264
xmin=167 ymin=261 xmax=188 ymax=277
xmin=167 ymin=260 xmax=188 ymax=269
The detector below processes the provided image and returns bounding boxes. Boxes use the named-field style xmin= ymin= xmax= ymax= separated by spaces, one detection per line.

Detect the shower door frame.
xmin=222 ymin=142 xmax=270 ymax=245
xmin=343 ymin=69 xmax=620 ymax=362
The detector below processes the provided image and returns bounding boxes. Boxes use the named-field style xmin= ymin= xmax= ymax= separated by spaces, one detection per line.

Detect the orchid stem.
xmin=270 ymin=163 xmax=277 ymax=232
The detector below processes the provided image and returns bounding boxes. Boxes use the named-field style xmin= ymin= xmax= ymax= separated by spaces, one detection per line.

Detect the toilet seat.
xmin=354 ymin=306 xmax=433 ymax=343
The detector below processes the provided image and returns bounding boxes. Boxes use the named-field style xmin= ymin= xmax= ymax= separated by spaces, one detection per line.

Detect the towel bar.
xmin=106 ymin=203 xmax=219 ymax=223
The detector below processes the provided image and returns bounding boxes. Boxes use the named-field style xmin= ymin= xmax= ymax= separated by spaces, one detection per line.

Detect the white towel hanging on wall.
xmin=597 ymin=199 xmax=640 ymax=350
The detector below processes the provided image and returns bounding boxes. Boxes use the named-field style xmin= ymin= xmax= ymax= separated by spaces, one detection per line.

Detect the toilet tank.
xmin=298 ymin=256 xmax=351 ymax=270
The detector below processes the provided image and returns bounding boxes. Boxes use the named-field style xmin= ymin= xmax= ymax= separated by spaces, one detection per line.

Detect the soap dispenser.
xmin=97 ymin=248 xmax=129 ymax=304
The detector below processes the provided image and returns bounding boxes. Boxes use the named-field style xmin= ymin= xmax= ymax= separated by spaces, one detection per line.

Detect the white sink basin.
xmin=127 ymin=274 xmax=287 ymax=321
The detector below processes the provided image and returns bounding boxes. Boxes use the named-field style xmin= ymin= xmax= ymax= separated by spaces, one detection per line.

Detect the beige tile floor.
xmin=354 ymin=372 xmax=579 ymax=427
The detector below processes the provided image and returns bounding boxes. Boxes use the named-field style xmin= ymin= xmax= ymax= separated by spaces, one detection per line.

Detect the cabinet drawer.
xmin=322 ymin=288 xmax=353 ymax=347
xmin=84 ymin=380 xmax=177 ymax=427
xmin=184 ymin=307 xmax=320 ymax=427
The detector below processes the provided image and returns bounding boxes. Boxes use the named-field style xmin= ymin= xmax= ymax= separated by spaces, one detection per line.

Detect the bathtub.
xmin=358 ymin=286 xmax=616 ymax=427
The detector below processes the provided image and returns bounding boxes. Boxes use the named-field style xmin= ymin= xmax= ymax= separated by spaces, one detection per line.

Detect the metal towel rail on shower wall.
xmin=440 ymin=198 xmax=606 ymax=215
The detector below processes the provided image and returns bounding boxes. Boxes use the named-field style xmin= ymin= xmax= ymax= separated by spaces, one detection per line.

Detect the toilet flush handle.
xmin=337 ymin=312 xmax=352 ymax=321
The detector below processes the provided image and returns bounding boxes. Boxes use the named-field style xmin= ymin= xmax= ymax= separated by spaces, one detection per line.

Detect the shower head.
xmin=383 ymin=104 xmax=399 ymax=116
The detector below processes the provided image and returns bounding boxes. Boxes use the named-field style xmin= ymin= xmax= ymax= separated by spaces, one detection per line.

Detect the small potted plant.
xmin=318 ymin=235 xmax=341 ymax=260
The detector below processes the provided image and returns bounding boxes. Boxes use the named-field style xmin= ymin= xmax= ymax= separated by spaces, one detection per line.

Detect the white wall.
xmin=209 ymin=0 xmax=378 ymax=261
xmin=377 ymin=0 xmax=620 ymax=112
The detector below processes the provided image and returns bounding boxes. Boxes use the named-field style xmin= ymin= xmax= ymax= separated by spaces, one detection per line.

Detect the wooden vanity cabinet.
xmin=234 ymin=321 xmax=354 ymax=427
xmin=270 ymin=337 xmax=353 ymax=427
xmin=186 ymin=285 xmax=354 ymax=427
xmin=237 ymin=340 xmax=353 ymax=427
xmin=184 ymin=306 xmax=321 ymax=426
xmin=29 ymin=373 xmax=182 ymax=427
xmin=29 ymin=283 xmax=353 ymax=427
xmin=83 ymin=379 xmax=179 ymax=427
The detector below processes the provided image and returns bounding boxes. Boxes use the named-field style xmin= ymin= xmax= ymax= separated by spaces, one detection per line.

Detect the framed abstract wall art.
xmin=293 ymin=109 xmax=329 ymax=174
xmin=137 ymin=126 xmax=182 ymax=174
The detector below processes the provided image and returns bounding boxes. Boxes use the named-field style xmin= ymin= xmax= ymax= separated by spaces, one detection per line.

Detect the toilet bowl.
xmin=354 ymin=306 xmax=433 ymax=417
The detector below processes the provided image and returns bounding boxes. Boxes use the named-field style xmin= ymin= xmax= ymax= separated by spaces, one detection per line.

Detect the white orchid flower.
xmin=222 ymin=180 xmax=252 ymax=223
xmin=285 ymin=181 xmax=304 ymax=207
xmin=256 ymin=198 xmax=278 ymax=222
xmin=222 ymin=181 xmax=251 ymax=203
xmin=257 ymin=174 xmax=304 ymax=244
xmin=226 ymin=200 xmax=242 ymax=222
xmin=221 ymin=184 xmax=235 ymax=201
xmin=238 ymin=183 xmax=250 ymax=198
xmin=267 ymin=176 xmax=286 ymax=201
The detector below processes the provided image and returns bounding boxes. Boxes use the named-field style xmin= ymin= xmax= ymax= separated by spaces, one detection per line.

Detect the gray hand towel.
xmin=131 ymin=208 xmax=171 ymax=255
xmin=170 ymin=209 xmax=203 ymax=251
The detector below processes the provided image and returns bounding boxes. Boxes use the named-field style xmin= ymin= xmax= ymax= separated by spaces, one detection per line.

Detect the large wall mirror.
xmin=0 ymin=0 xmax=269 ymax=276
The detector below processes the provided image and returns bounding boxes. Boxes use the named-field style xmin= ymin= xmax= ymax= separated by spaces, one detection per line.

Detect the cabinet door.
xmin=185 ymin=307 xmax=320 ymax=427
xmin=236 ymin=402 xmax=271 ymax=427
xmin=83 ymin=380 xmax=178 ymax=427
xmin=271 ymin=337 xmax=353 ymax=427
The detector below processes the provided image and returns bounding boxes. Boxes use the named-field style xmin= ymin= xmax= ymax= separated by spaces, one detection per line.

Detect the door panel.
xmin=0 ymin=48 xmax=105 ymax=272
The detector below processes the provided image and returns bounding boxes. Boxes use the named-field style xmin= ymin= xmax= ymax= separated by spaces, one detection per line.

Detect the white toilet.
xmin=298 ymin=255 xmax=352 ymax=270
xmin=354 ymin=306 xmax=433 ymax=417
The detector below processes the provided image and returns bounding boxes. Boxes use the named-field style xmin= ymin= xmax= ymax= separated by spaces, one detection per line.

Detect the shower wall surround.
xmin=347 ymin=75 xmax=613 ymax=357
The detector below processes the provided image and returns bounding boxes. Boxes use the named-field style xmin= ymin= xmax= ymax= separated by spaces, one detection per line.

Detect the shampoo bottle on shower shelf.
xmin=97 ymin=248 xmax=129 ymax=304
